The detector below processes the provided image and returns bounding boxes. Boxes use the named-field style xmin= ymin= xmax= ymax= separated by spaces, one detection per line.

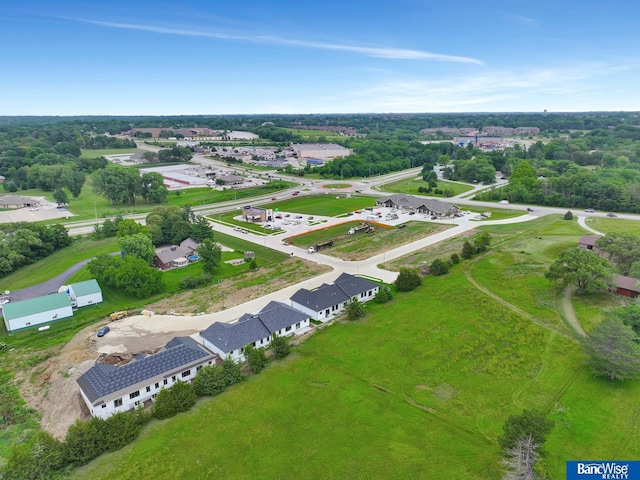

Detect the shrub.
xmin=3 ymin=431 xmax=66 ymax=480
xmin=429 ymin=258 xmax=450 ymax=276
xmin=461 ymin=241 xmax=475 ymax=259
xmin=270 ymin=334 xmax=291 ymax=359
xmin=346 ymin=298 xmax=366 ymax=320
xmin=152 ymin=381 xmax=196 ymax=420
xmin=450 ymin=253 xmax=460 ymax=264
xmin=192 ymin=365 xmax=228 ymax=396
xmin=222 ymin=356 xmax=245 ymax=386
xmin=375 ymin=287 xmax=393 ymax=303
xmin=564 ymin=210 xmax=574 ymax=220
xmin=244 ymin=344 xmax=268 ymax=374
xmin=395 ymin=268 xmax=422 ymax=292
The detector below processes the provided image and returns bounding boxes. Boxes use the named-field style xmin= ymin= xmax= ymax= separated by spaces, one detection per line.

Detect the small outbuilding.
xmin=68 ymin=279 xmax=103 ymax=308
xmin=2 ymin=293 xmax=73 ymax=333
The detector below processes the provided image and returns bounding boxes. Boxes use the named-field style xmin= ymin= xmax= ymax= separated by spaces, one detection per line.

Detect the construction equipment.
xmin=110 ymin=311 xmax=128 ymax=321
xmin=308 ymin=240 xmax=334 ymax=253
xmin=348 ymin=223 xmax=373 ymax=235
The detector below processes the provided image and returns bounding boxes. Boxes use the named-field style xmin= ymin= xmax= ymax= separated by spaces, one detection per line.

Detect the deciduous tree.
xmin=596 ymin=233 xmax=640 ymax=276
xmin=198 ymin=238 xmax=222 ymax=274
xmin=545 ymin=247 xmax=614 ymax=294
xmin=394 ymin=268 xmax=422 ymax=292
xmin=582 ymin=317 xmax=640 ymax=381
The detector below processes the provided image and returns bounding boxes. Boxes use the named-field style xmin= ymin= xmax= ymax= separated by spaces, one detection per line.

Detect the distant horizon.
xmin=1 ymin=110 xmax=640 ymax=119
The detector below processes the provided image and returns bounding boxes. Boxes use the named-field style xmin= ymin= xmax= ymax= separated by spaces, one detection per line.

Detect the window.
xmin=286 ymin=326 xmax=292 ymax=332
xmin=172 ymin=375 xmax=176 ymax=382
xmin=129 ymin=391 xmax=140 ymax=399
xmin=101 ymin=404 xmax=106 ymax=408
xmin=152 ymin=393 xmax=157 ymax=399
xmin=163 ymin=379 xmax=168 ymax=385
xmin=114 ymin=398 xmax=123 ymax=407
xmin=26 ymin=322 xmax=31 ymax=326
xmin=134 ymin=401 xmax=140 ymax=407
xmin=155 ymin=382 xmax=159 ymax=389
xmin=296 ymin=322 xmax=301 ymax=329
xmin=181 ymin=370 xmax=191 ymax=378
xmin=196 ymin=366 xmax=202 ymax=371
xmin=369 ymin=290 xmax=373 ymax=296
xmin=146 ymin=386 xmax=151 ymax=393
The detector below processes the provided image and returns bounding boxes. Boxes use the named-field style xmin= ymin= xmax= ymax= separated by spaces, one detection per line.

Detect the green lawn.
xmin=587 ymin=217 xmax=640 ymax=235
xmin=75 ymin=264 xmax=640 ymax=479
xmin=80 ymin=148 xmax=141 ymax=159
xmin=262 ymin=194 xmax=376 ymax=216
xmin=283 ymin=128 xmax=344 ymax=141
xmin=380 ymin=176 xmax=474 ymax=197
xmin=0 ymin=237 xmax=120 ymax=292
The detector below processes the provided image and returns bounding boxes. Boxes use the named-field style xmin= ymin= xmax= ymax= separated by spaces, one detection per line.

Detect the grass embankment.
xmin=76 ymin=247 xmax=639 ymax=479
xmin=380 ymin=176 xmax=474 ymax=197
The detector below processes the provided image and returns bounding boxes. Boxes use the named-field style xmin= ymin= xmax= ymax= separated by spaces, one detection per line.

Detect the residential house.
xmin=198 ymin=301 xmax=310 ymax=361
xmin=2 ymin=293 xmax=73 ymax=333
xmin=376 ymin=194 xmax=458 ymax=217
xmin=289 ymin=273 xmax=380 ymax=321
xmin=77 ymin=337 xmax=216 ymax=419
xmin=154 ymin=238 xmax=199 ymax=270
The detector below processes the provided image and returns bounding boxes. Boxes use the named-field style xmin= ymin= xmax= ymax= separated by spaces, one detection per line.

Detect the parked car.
xmin=607 ymin=213 xmax=618 ymax=217
xmin=585 ymin=208 xmax=595 ymax=213
xmin=97 ymin=326 xmax=110 ymax=337
xmin=397 ymin=224 xmax=407 ymax=229
xmin=284 ymin=214 xmax=291 ymax=218
xmin=294 ymin=215 xmax=303 ymax=219
xmin=526 ymin=207 xmax=534 ymax=212
xmin=271 ymin=197 xmax=277 ymax=201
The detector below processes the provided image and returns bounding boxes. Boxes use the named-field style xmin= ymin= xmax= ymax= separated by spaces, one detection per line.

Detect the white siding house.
xmin=68 ymin=279 xmax=103 ymax=308
xmin=199 ymin=301 xmax=310 ymax=362
xmin=289 ymin=273 xmax=380 ymax=321
xmin=77 ymin=337 xmax=216 ymax=419
xmin=2 ymin=293 xmax=73 ymax=333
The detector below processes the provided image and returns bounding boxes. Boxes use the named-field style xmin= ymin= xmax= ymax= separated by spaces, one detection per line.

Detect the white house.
xmin=68 ymin=279 xmax=103 ymax=307
xmin=76 ymin=337 xmax=216 ymax=419
xmin=289 ymin=273 xmax=380 ymax=321
xmin=2 ymin=293 xmax=73 ymax=333
xmin=198 ymin=301 xmax=310 ymax=361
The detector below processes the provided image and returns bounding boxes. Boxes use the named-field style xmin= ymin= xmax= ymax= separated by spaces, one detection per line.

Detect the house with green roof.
xmin=1 ymin=293 xmax=73 ymax=333
xmin=68 ymin=279 xmax=103 ymax=307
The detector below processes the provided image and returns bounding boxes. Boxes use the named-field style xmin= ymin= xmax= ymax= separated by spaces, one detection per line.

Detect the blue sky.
xmin=1 ymin=0 xmax=639 ymax=115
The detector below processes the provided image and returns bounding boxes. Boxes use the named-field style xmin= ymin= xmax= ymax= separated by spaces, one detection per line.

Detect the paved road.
xmin=10 ymin=260 xmax=92 ymax=302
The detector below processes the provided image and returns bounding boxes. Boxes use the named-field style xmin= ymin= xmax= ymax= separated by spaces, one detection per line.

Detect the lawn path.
xmin=462 ymin=260 xmax=573 ymax=340
xmin=561 ymin=286 xmax=586 ymax=337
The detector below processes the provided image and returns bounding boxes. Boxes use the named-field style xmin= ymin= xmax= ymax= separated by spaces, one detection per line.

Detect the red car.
xmin=271 ymin=197 xmax=277 ymax=201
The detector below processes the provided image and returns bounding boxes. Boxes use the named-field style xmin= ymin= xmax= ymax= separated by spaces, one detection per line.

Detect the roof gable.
xmin=69 ymin=279 xmax=101 ymax=297
xmin=290 ymin=284 xmax=349 ymax=312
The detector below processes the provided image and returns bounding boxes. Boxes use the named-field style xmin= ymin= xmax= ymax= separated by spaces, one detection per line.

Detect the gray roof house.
xmin=77 ymin=337 xmax=216 ymax=419
xmin=154 ymin=238 xmax=199 ymax=270
xmin=199 ymin=301 xmax=310 ymax=361
xmin=290 ymin=273 xmax=380 ymax=322
xmin=376 ymin=194 xmax=458 ymax=216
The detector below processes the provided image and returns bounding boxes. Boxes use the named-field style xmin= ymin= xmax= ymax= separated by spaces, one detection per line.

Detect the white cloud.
xmin=502 ymin=13 xmax=538 ymax=27
xmin=69 ymin=17 xmax=483 ymax=64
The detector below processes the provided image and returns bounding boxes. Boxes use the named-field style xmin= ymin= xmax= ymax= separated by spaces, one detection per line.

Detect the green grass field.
xmin=587 ymin=217 xmax=640 ymax=236
xmin=380 ymin=176 xmax=474 ymax=197
xmin=80 ymin=148 xmax=141 ymax=159
xmin=75 ymin=254 xmax=640 ymax=479
xmin=283 ymin=128 xmax=344 ymax=141
xmin=263 ymin=194 xmax=376 ymax=216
